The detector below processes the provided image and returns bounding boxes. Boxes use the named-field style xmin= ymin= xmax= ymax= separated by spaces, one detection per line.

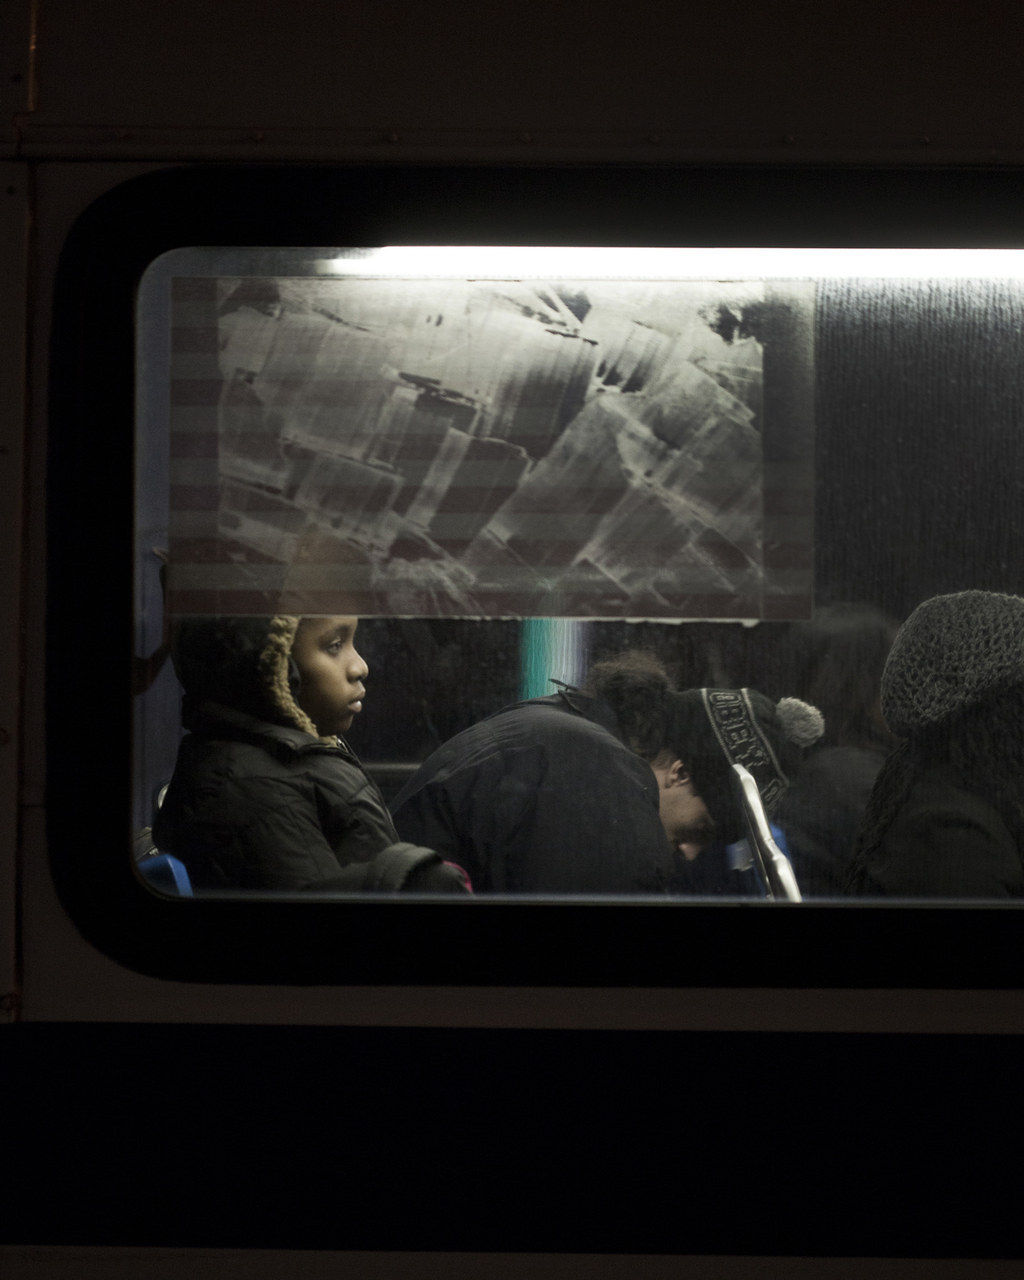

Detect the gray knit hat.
xmin=881 ymin=590 xmax=1024 ymax=737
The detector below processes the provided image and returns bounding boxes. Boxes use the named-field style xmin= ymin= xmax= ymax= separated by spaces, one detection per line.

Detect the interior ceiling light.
xmin=317 ymin=245 xmax=1024 ymax=280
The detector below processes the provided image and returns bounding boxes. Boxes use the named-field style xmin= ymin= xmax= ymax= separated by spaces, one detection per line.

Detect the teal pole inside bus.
xmin=519 ymin=618 xmax=588 ymax=700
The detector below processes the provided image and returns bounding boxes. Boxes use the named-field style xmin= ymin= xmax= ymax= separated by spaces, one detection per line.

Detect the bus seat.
xmin=137 ymin=851 xmax=194 ymax=896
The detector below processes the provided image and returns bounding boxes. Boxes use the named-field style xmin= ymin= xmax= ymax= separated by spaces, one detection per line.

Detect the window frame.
xmin=46 ymin=162 xmax=1024 ymax=988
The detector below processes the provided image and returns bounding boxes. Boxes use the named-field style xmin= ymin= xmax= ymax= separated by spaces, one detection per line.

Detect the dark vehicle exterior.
xmin=4 ymin=2 xmax=1024 ymax=1274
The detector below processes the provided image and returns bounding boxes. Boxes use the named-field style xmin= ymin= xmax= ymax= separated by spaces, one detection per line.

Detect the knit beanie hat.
xmin=669 ymin=687 xmax=824 ymax=841
xmin=881 ymin=590 xmax=1024 ymax=738
xmin=170 ymin=614 xmax=320 ymax=736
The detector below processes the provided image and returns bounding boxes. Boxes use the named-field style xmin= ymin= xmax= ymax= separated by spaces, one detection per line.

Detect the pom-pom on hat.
xmin=881 ymin=590 xmax=1024 ymax=737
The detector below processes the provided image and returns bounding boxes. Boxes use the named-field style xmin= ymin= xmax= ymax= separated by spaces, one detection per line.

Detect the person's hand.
xmin=403 ymin=857 xmax=472 ymax=894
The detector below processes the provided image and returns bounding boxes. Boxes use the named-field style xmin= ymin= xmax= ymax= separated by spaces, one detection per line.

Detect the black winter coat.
xmin=153 ymin=701 xmax=463 ymax=893
xmin=853 ymin=763 xmax=1024 ymax=898
xmin=776 ymin=744 xmax=886 ymax=897
xmin=390 ymin=690 xmax=676 ymax=894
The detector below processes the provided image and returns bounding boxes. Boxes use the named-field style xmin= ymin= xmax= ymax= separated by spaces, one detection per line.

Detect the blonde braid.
xmin=258 ymin=615 xmax=320 ymax=737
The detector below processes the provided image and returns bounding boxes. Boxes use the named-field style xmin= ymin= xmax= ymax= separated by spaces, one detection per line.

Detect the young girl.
xmin=153 ymin=614 xmax=469 ymax=893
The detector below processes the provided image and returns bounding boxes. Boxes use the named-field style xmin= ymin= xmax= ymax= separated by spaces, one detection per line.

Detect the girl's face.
xmin=291 ymin=616 xmax=368 ymax=737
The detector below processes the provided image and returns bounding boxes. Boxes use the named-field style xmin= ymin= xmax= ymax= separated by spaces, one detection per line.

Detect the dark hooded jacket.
xmin=153 ymin=616 xmax=467 ymax=893
xmin=848 ymin=761 xmax=1024 ymax=898
xmin=389 ymin=686 xmax=677 ymax=894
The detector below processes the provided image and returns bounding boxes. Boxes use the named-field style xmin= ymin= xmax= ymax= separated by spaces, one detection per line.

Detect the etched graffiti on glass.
xmin=167 ymin=274 xmax=811 ymax=618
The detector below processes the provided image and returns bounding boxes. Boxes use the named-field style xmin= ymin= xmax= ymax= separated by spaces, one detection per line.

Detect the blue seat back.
xmin=137 ymin=852 xmax=194 ymax=897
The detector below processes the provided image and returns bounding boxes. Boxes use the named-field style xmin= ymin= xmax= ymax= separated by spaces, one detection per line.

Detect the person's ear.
xmin=668 ymin=759 xmax=691 ymax=787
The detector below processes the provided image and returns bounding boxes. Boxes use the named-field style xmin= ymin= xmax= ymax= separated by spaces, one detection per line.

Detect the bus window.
xmin=135 ymin=245 xmax=1024 ymax=905
xmin=47 ymin=165 xmax=1024 ymax=987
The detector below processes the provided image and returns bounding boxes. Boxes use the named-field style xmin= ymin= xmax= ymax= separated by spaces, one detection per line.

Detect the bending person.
xmin=847 ymin=590 xmax=1024 ymax=898
xmin=153 ymin=614 xmax=470 ymax=893
xmin=391 ymin=651 xmax=822 ymax=894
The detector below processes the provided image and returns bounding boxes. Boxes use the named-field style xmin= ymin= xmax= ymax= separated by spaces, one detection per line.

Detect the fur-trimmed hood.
xmin=170 ymin=614 xmax=321 ymax=737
